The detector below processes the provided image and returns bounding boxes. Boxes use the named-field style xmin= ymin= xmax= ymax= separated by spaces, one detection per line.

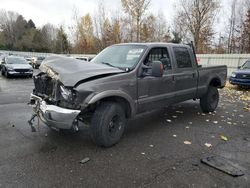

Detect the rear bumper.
xmin=229 ymin=77 xmax=250 ymax=86
xmin=30 ymin=94 xmax=81 ymax=129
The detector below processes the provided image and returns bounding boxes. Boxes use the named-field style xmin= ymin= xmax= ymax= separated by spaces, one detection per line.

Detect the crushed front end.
xmin=29 ymin=71 xmax=81 ymax=130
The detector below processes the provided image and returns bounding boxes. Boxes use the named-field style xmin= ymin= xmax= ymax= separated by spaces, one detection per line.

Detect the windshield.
xmin=241 ymin=61 xmax=250 ymax=69
xmin=7 ymin=57 xmax=28 ymax=64
xmin=91 ymin=45 xmax=147 ymax=69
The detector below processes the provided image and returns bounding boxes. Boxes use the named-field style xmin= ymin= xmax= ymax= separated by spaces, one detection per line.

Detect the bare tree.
xmin=174 ymin=0 xmax=219 ymax=53
xmin=75 ymin=14 xmax=95 ymax=53
xmin=121 ymin=0 xmax=151 ymax=42
xmin=241 ymin=9 xmax=250 ymax=53
xmin=0 ymin=9 xmax=19 ymax=49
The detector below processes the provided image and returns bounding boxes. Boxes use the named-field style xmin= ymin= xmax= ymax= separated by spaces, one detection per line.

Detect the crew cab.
xmin=29 ymin=43 xmax=227 ymax=147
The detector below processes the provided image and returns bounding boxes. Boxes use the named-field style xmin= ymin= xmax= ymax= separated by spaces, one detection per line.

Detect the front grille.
xmin=237 ymin=74 xmax=250 ymax=79
xmin=14 ymin=69 xmax=29 ymax=72
xmin=33 ymin=74 xmax=58 ymax=98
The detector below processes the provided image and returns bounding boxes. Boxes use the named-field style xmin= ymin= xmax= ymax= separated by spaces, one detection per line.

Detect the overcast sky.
xmin=0 ymin=0 xmax=177 ymax=26
xmin=0 ymin=0 xmax=230 ymax=35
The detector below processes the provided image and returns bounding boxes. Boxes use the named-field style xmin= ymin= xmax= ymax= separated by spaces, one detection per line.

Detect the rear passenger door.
xmin=172 ymin=47 xmax=198 ymax=102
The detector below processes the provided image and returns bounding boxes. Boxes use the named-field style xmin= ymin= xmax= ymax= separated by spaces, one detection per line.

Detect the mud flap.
xmin=201 ymin=156 xmax=244 ymax=177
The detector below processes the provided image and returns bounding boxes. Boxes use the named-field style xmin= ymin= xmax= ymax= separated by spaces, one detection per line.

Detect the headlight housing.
xmin=60 ymin=85 xmax=73 ymax=100
xmin=231 ymin=72 xmax=236 ymax=78
xmin=7 ymin=67 xmax=14 ymax=71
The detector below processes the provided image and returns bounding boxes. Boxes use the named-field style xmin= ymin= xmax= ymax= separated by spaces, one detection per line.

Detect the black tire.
xmin=4 ymin=69 xmax=9 ymax=78
xmin=90 ymin=102 xmax=126 ymax=147
xmin=200 ymin=86 xmax=219 ymax=113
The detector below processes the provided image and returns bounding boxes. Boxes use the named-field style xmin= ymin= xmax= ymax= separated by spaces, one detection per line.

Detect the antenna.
xmin=190 ymin=41 xmax=198 ymax=65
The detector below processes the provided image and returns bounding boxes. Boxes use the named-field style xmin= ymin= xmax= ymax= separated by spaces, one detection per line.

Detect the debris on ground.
xmin=149 ymin=145 xmax=154 ymax=148
xmin=201 ymin=156 xmax=244 ymax=177
xmin=204 ymin=143 xmax=212 ymax=148
xmin=184 ymin=141 xmax=192 ymax=145
xmin=166 ymin=119 xmax=172 ymax=123
xmin=244 ymin=137 xmax=250 ymax=141
xmin=213 ymin=121 xmax=218 ymax=124
xmin=141 ymin=152 xmax=145 ymax=155
xmin=172 ymin=115 xmax=178 ymax=119
xmin=243 ymin=107 xmax=250 ymax=112
xmin=173 ymin=134 xmax=177 ymax=138
xmin=79 ymin=157 xmax=90 ymax=164
xmin=176 ymin=110 xmax=183 ymax=114
xmin=221 ymin=135 xmax=228 ymax=141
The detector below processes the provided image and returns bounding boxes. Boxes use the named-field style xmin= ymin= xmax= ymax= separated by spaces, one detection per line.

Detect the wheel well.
xmin=209 ymin=78 xmax=221 ymax=87
xmin=94 ymin=96 xmax=132 ymax=118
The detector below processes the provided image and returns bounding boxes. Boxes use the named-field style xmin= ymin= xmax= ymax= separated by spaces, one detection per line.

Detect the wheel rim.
xmin=108 ymin=115 xmax=122 ymax=137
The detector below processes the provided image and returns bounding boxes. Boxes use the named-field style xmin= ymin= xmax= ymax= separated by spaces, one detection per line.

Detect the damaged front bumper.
xmin=30 ymin=93 xmax=81 ymax=130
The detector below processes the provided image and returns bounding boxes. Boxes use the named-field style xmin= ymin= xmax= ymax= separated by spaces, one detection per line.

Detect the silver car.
xmin=1 ymin=56 xmax=33 ymax=78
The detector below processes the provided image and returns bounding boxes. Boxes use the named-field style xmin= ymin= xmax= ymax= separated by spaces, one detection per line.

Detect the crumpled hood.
xmin=235 ymin=69 xmax=250 ymax=74
xmin=7 ymin=64 xmax=32 ymax=69
xmin=40 ymin=56 xmax=124 ymax=87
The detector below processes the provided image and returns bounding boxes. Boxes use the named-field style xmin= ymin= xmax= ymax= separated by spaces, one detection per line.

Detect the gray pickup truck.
xmin=29 ymin=43 xmax=227 ymax=147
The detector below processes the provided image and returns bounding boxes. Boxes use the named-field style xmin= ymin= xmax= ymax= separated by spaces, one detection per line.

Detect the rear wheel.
xmin=90 ymin=102 xmax=126 ymax=147
xmin=200 ymin=86 xmax=219 ymax=113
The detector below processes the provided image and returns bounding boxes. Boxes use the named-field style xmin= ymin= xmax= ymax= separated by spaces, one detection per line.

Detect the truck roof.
xmin=115 ymin=42 xmax=190 ymax=48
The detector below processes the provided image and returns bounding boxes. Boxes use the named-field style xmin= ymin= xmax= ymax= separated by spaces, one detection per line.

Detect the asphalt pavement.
xmin=0 ymin=71 xmax=250 ymax=188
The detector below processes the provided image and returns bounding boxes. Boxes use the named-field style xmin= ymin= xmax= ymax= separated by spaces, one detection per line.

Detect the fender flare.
xmin=85 ymin=90 xmax=136 ymax=117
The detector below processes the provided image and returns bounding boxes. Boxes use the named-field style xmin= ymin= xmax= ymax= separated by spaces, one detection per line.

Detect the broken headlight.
xmin=60 ymin=85 xmax=73 ymax=100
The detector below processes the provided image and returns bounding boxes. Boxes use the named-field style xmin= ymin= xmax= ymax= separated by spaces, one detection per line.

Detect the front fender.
xmin=83 ymin=90 xmax=136 ymax=117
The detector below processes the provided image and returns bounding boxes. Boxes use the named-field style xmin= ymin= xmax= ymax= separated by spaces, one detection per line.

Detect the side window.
xmin=144 ymin=48 xmax=172 ymax=71
xmin=173 ymin=47 xmax=192 ymax=68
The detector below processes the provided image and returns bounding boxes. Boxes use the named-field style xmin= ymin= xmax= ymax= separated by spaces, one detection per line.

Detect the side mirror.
xmin=152 ymin=61 xmax=163 ymax=77
xmin=237 ymin=66 xmax=241 ymax=69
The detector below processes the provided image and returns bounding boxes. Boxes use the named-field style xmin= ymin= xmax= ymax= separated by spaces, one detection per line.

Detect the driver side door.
xmin=137 ymin=47 xmax=175 ymax=113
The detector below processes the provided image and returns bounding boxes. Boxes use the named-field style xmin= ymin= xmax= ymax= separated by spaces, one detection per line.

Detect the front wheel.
xmin=200 ymin=86 xmax=219 ymax=113
xmin=90 ymin=102 xmax=126 ymax=147
xmin=4 ymin=69 xmax=9 ymax=78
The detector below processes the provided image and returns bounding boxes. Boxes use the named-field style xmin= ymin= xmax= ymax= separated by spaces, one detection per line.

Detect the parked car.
xmin=32 ymin=56 xmax=45 ymax=68
xmin=1 ymin=56 xmax=33 ymax=78
xmin=229 ymin=60 xmax=250 ymax=88
xmin=29 ymin=43 xmax=227 ymax=147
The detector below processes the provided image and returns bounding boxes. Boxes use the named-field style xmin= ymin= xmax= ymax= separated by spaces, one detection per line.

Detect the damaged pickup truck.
xmin=29 ymin=43 xmax=227 ymax=147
